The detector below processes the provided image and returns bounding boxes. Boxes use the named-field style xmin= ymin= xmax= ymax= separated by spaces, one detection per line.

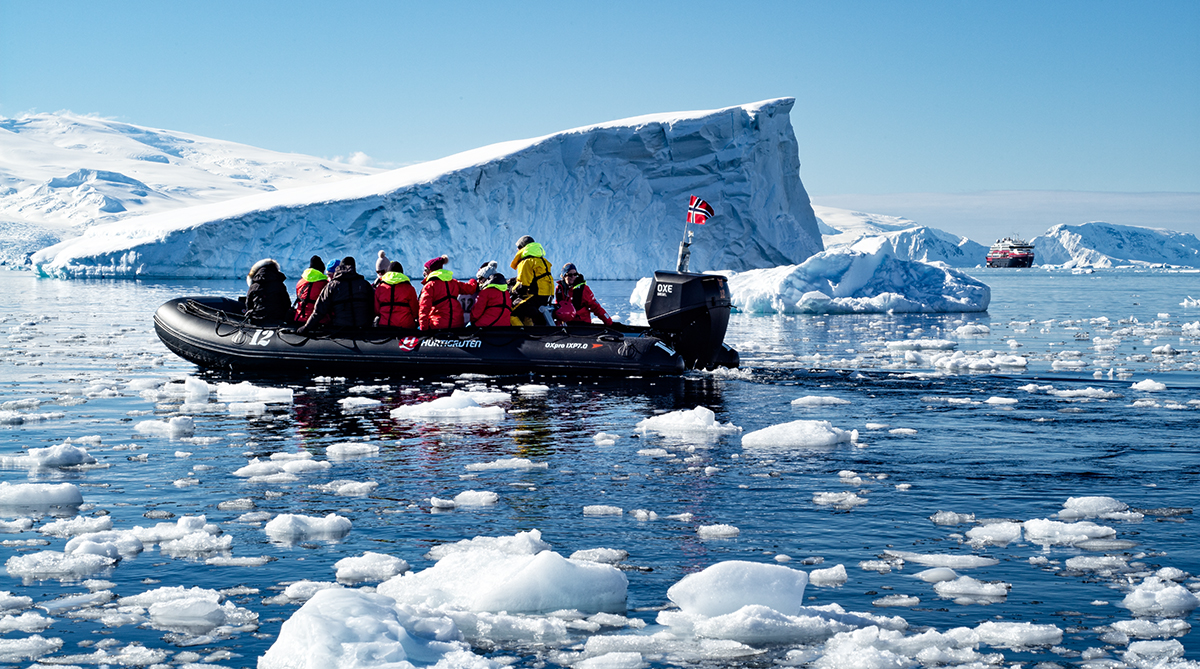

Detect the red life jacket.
xmin=293 ymin=268 xmax=329 ymax=323
xmin=374 ymin=272 xmax=418 ymax=328
xmin=471 ymin=283 xmax=513 ymax=327
xmin=418 ymin=270 xmax=477 ymax=330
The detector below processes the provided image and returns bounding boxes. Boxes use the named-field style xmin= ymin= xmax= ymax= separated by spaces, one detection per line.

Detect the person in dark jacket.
xmin=293 ymin=255 xmax=329 ymax=324
xmin=375 ymin=261 xmax=418 ymax=328
xmin=245 ymin=259 xmax=292 ymax=324
xmin=553 ymin=263 xmax=613 ymax=325
xmin=297 ymin=256 xmax=375 ymax=333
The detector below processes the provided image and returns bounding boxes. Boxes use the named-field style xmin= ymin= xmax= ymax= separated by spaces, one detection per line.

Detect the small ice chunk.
xmin=915 ymin=567 xmax=958 ymax=583
xmin=1121 ymin=576 xmax=1200 ymax=617
xmin=335 ymin=552 xmax=410 ymax=583
xmin=667 ymin=560 xmax=807 ymax=617
xmin=390 ymin=390 xmax=506 ymax=422
xmin=742 ymin=420 xmax=853 ymax=449
xmin=812 ymin=492 xmax=867 ymax=509
xmin=326 ymin=442 xmax=379 ymax=458
xmin=571 ymin=548 xmax=629 ymax=564
xmin=934 ymin=576 xmax=1010 ymax=603
xmin=791 ymin=396 xmax=851 ymax=406
xmin=873 ymin=594 xmax=919 ymax=607
xmin=453 ymin=490 xmax=498 ymax=506
xmin=636 ymin=406 xmax=741 ymax=435
xmin=134 ymin=416 xmax=194 ymax=438
xmin=808 ymin=564 xmax=847 ymax=586
xmin=1131 ymin=379 xmax=1167 ymax=392
xmin=215 ymin=381 xmax=294 ymax=403
xmin=265 ymin=514 xmax=351 ymax=543
xmin=593 ymin=432 xmax=620 ymax=446
xmin=929 ymin=511 xmax=975 ymax=526
xmin=696 ymin=524 xmax=740 ymax=539
xmin=975 ymin=621 xmax=1063 ymax=648
xmin=465 ymin=457 xmax=548 ymax=471
xmin=584 ymin=505 xmax=623 ymax=516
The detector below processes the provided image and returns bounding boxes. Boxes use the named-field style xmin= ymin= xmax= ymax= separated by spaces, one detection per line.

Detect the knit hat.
xmin=328 ymin=258 xmax=341 ymax=274
xmin=340 ymin=256 xmax=356 ymax=271
xmin=516 ymin=235 xmax=534 ymax=249
xmin=424 ymin=255 xmax=448 ymax=272
xmin=309 ymin=255 xmax=325 ymax=272
xmin=489 ymin=272 xmax=506 ymax=285
xmin=375 ymin=250 xmax=389 ymax=275
xmin=388 ymin=260 xmax=403 ymax=273
xmin=562 ymin=263 xmax=578 ymax=277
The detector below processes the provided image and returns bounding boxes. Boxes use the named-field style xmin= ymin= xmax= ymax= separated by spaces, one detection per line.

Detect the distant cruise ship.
xmin=986 ymin=236 xmax=1035 ymax=268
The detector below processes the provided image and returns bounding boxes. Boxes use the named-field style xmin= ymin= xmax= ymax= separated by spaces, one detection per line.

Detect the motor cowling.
xmin=645 ymin=271 xmax=737 ymax=370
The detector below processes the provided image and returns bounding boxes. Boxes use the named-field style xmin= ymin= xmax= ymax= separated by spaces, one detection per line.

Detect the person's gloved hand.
xmin=476 ymin=261 xmax=497 ymax=281
xmin=603 ymin=316 xmax=614 ymax=326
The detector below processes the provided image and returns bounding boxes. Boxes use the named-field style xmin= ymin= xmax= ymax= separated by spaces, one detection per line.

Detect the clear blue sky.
xmin=2 ymin=1 xmax=1197 ymax=220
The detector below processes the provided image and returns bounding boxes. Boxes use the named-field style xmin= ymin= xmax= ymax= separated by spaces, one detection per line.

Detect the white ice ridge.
xmin=814 ymin=204 xmax=988 ymax=267
xmin=32 ymin=99 xmax=822 ymax=280
xmin=631 ymin=238 xmax=990 ymax=315
xmin=1033 ymin=221 xmax=1200 ymax=268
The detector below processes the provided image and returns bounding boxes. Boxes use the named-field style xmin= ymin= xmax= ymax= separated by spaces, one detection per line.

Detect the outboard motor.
xmin=645 ymin=271 xmax=738 ymax=370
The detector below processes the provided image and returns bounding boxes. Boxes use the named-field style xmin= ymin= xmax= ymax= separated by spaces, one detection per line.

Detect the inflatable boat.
xmin=154 ymin=271 xmax=739 ymax=377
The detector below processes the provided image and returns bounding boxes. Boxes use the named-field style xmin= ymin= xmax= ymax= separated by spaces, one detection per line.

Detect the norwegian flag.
xmin=686 ymin=196 xmax=714 ymax=225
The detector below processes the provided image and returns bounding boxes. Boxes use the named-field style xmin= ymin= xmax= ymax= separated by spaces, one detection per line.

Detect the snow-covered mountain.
xmin=0 ymin=112 xmax=379 ymax=264
xmin=1032 ymin=222 xmax=1200 ymax=268
xmin=30 ymin=99 xmax=822 ymax=280
xmin=813 ymin=204 xmax=987 ymax=267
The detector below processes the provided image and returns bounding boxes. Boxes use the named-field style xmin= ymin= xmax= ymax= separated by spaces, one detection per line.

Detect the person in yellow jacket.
xmin=509 ymin=235 xmax=554 ymax=326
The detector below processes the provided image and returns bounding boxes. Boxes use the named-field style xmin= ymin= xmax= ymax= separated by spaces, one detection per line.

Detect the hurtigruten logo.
xmin=423 ymin=339 xmax=482 ymax=348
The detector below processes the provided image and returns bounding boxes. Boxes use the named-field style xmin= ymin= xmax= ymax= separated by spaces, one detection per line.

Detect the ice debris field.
xmin=0 ymin=268 xmax=1198 ymax=667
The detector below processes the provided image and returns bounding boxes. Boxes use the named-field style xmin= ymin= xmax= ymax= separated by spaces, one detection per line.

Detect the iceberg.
xmin=1033 ymin=222 xmax=1200 ymax=268
xmin=630 ymin=239 xmax=990 ymax=315
xmin=815 ymin=205 xmax=987 ymax=267
xmin=31 ymin=99 xmax=821 ymax=280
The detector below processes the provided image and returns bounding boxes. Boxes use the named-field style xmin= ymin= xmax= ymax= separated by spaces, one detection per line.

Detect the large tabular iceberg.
xmin=1033 ymin=221 xmax=1200 ymax=268
xmin=31 ymin=99 xmax=822 ymax=280
xmin=634 ymin=237 xmax=990 ymax=315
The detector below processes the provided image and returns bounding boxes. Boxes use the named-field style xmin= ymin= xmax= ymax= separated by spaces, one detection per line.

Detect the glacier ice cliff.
xmin=1033 ymin=222 xmax=1200 ymax=268
xmin=31 ymin=99 xmax=822 ymax=280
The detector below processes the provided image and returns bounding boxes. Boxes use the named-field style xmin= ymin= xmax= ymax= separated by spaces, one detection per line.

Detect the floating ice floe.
xmin=264 ymin=513 xmax=351 ymax=543
xmin=808 ymin=564 xmax=847 ymax=586
xmin=955 ymin=324 xmax=991 ymax=336
xmin=697 ymin=524 xmax=740 ymax=539
xmin=883 ymin=550 xmax=999 ymax=569
xmin=790 ymin=396 xmax=851 ymax=407
xmin=214 ymin=381 xmax=293 ymax=403
xmin=233 ymin=453 xmax=331 ymax=478
xmin=1059 ymin=496 xmax=1143 ymax=522
xmin=1121 ymin=576 xmax=1200 ymax=618
xmin=335 ymin=552 xmax=410 ymax=584
xmin=434 ymin=491 xmax=500 ymax=510
xmin=259 ymin=588 xmax=482 ymax=668
xmin=0 ymin=443 xmax=97 ymax=470
xmin=464 ymin=457 xmax=548 ymax=472
xmin=742 ymin=420 xmax=854 ymax=450
xmin=378 ymin=530 xmax=626 ymax=615
xmin=5 ymin=550 xmax=115 ymax=582
xmin=325 ymin=442 xmax=379 ymax=459
xmin=965 ymin=521 xmax=1023 ymax=547
xmin=974 ymin=621 xmax=1063 ymax=648
xmin=933 ymin=575 xmax=1010 ymax=604
xmin=38 ymin=515 xmax=112 ymax=538
xmin=884 ymin=339 xmax=957 ymax=351
xmin=1023 ymin=518 xmax=1116 ymax=547
xmin=64 ymin=530 xmax=143 ymax=559
xmin=583 ymin=505 xmax=623 ymax=517
xmin=134 ymin=416 xmax=194 ymax=438
xmin=571 ymin=548 xmax=629 ymax=564
xmin=929 ymin=511 xmax=975 ymax=526
xmin=309 ymin=480 xmax=378 ymax=496
xmin=1047 ymin=387 xmax=1121 ymax=399
xmin=1131 ymin=379 xmax=1167 ymax=391
xmin=636 ymin=407 xmax=741 ymax=438
xmin=390 ymin=389 xmax=506 ymax=422
xmin=592 ymin=432 xmax=620 ymax=446
xmin=813 ymin=492 xmax=869 ymax=511
xmin=337 ymin=396 xmax=381 ymax=410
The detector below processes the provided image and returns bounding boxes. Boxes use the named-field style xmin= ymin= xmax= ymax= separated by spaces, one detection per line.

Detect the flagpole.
xmin=677 ymin=208 xmax=692 ymax=274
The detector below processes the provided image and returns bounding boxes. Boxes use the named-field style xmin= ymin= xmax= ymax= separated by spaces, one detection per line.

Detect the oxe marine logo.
xmin=656 ymin=283 xmax=673 ymax=296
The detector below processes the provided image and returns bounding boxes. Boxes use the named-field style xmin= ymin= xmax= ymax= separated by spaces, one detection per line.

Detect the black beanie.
xmin=341 ymin=256 xmax=356 ymax=270
xmin=388 ymin=260 xmax=403 ymax=273
xmin=310 ymin=255 xmax=325 ymax=271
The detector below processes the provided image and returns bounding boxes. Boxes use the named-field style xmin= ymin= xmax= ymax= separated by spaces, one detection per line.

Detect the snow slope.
xmin=1032 ymin=222 xmax=1200 ymax=268
xmin=814 ymin=205 xmax=987 ymax=267
xmin=31 ymin=99 xmax=822 ymax=280
xmin=0 ymin=112 xmax=378 ymax=264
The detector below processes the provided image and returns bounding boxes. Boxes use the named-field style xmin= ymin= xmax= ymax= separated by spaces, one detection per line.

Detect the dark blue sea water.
xmin=0 ymin=267 xmax=1197 ymax=667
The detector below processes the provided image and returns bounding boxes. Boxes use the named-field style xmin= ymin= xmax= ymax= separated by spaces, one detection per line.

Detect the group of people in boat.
xmin=243 ymin=235 xmax=613 ymax=333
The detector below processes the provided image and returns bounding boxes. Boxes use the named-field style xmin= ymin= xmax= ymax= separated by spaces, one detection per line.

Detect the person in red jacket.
xmin=292 ymin=255 xmax=329 ymax=324
xmin=418 ymin=256 xmax=478 ymax=330
xmin=553 ymin=263 xmax=613 ymax=325
xmin=374 ymin=261 xmax=418 ymax=329
xmin=471 ymin=266 xmax=512 ymax=327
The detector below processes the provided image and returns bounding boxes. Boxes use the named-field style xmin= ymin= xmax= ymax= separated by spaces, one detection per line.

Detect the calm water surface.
xmin=1 ymin=267 xmax=1198 ymax=666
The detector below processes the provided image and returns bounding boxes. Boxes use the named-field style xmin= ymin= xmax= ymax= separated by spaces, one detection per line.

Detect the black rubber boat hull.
xmin=154 ymin=297 xmax=687 ymax=376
